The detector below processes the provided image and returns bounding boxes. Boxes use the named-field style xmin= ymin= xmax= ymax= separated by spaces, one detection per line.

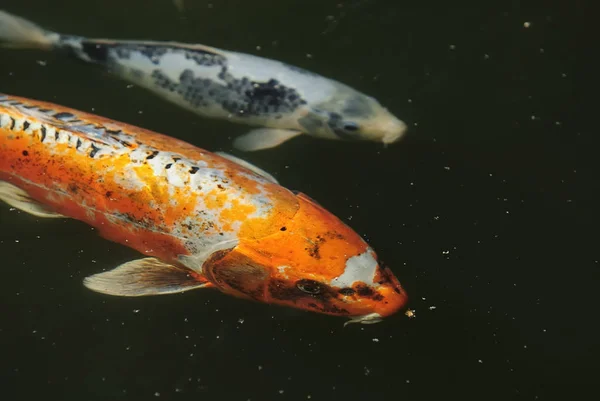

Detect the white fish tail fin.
xmin=0 ymin=10 xmax=57 ymax=50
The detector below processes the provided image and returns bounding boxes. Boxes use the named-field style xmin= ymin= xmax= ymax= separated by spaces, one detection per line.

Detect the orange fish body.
xmin=0 ymin=93 xmax=407 ymax=324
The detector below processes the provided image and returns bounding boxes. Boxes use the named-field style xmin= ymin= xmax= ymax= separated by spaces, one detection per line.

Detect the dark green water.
xmin=0 ymin=1 xmax=595 ymax=400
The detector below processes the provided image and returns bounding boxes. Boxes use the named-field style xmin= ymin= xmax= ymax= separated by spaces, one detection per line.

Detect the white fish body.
xmin=0 ymin=10 xmax=407 ymax=151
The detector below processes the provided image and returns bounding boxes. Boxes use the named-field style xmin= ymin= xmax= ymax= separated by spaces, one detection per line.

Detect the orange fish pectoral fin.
xmin=83 ymin=257 xmax=212 ymax=297
xmin=203 ymin=250 xmax=270 ymax=301
xmin=0 ymin=181 xmax=68 ymax=219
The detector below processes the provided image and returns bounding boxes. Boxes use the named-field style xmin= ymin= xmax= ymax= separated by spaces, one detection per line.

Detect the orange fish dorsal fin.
xmin=1 ymin=98 xmax=126 ymax=148
xmin=83 ymin=257 xmax=212 ymax=297
xmin=293 ymin=191 xmax=323 ymax=208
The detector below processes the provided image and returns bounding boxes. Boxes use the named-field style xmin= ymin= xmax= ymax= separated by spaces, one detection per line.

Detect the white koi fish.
xmin=0 ymin=10 xmax=407 ymax=151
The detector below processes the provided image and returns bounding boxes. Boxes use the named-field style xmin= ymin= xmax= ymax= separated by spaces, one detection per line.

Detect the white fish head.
xmin=298 ymin=89 xmax=407 ymax=145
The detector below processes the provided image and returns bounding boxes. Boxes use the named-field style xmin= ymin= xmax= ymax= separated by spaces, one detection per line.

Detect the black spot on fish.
xmin=189 ymin=166 xmax=199 ymax=174
xmin=324 ymin=231 xmax=345 ymax=241
xmin=22 ymin=150 xmax=29 ymax=156
xmin=105 ymin=191 xmax=113 ymax=198
xmin=355 ymin=285 xmax=374 ymax=297
xmin=355 ymin=284 xmax=384 ymax=301
xmin=38 ymin=108 xmax=52 ymax=113
xmin=268 ymin=279 xmax=349 ymax=314
xmin=146 ymin=150 xmax=159 ymax=160
xmin=23 ymin=121 xmax=30 ymax=130
xmin=305 ymin=235 xmax=326 ymax=259
xmin=9 ymin=117 xmax=15 ymax=130
xmin=280 ymin=226 xmax=287 ymax=231
xmin=154 ymin=67 xmax=305 ymax=118
xmin=54 ymin=112 xmax=75 ymax=121
xmin=68 ymin=183 xmax=79 ymax=194
xmin=165 ymin=163 xmax=173 ymax=169
xmin=54 ymin=131 xmax=59 ymax=141
xmin=40 ymin=126 xmax=47 ymax=142
xmin=115 ymin=138 xmax=132 ymax=147
xmin=89 ymin=143 xmax=100 ymax=158
xmin=268 ymin=279 xmax=301 ymax=302
xmin=76 ymin=138 xmax=82 ymax=149
xmin=342 ymin=96 xmax=373 ymax=118
xmin=82 ymin=41 xmax=109 ymax=63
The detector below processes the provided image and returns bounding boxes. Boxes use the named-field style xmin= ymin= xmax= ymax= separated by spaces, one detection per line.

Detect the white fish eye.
xmin=296 ymin=279 xmax=322 ymax=295
xmin=343 ymin=122 xmax=360 ymax=132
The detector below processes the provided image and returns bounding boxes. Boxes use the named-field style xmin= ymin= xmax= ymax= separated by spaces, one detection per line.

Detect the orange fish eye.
xmin=296 ymin=279 xmax=322 ymax=295
xmin=338 ymin=287 xmax=356 ymax=296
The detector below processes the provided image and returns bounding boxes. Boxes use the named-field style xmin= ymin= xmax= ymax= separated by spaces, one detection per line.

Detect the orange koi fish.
xmin=0 ymin=93 xmax=408 ymax=325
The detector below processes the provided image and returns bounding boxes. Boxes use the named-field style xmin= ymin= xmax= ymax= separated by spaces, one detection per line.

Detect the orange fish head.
xmin=202 ymin=192 xmax=408 ymax=324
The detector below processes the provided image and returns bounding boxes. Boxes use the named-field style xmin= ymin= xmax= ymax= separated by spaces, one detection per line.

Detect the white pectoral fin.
xmin=0 ymin=181 xmax=67 ymax=218
xmin=83 ymin=257 xmax=211 ymax=297
xmin=215 ymin=151 xmax=278 ymax=184
xmin=232 ymin=128 xmax=302 ymax=152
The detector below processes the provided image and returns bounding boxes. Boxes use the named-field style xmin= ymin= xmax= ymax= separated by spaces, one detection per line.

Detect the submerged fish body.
xmin=0 ymin=10 xmax=408 ymax=151
xmin=0 ymin=93 xmax=408 ymax=324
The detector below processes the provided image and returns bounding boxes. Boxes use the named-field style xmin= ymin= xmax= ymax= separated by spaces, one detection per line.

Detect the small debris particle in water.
xmin=429 ymin=306 xmax=437 ymax=310
xmin=524 ymin=22 xmax=531 ymax=28
xmin=449 ymin=44 xmax=456 ymax=50
xmin=405 ymin=309 xmax=416 ymax=319
xmin=133 ymin=309 xmax=140 ymax=314
xmin=154 ymin=392 xmax=160 ymax=397
xmin=278 ymin=390 xmax=284 ymax=394
xmin=478 ymin=359 xmax=483 ymax=363
xmin=364 ymin=366 xmax=371 ymax=376
xmin=372 ymin=338 xmax=379 ymax=342
xmin=258 ymin=365 xmax=263 ymax=371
